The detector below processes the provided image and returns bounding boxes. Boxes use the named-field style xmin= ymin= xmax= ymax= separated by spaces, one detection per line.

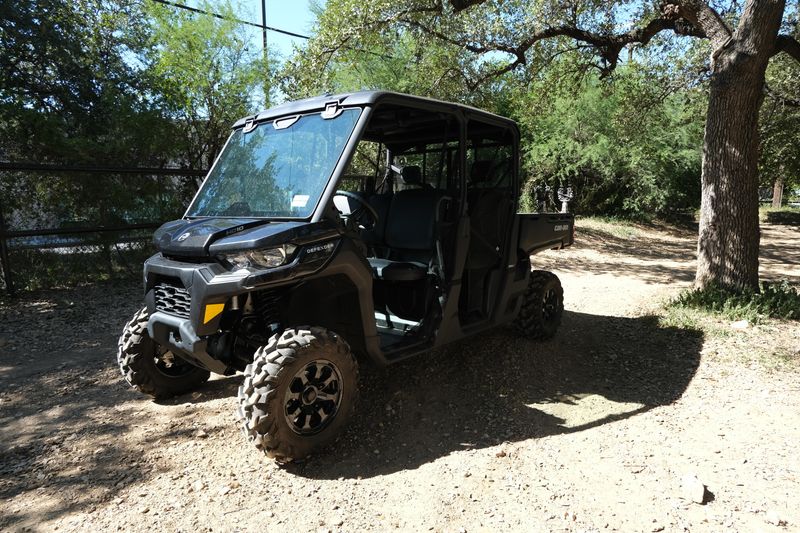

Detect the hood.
xmin=154 ymin=218 xmax=339 ymax=257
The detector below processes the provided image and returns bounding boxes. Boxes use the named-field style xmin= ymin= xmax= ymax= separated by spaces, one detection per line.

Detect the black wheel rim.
xmin=284 ymin=360 xmax=343 ymax=435
xmin=153 ymin=346 xmax=196 ymax=378
xmin=542 ymin=288 xmax=560 ymax=322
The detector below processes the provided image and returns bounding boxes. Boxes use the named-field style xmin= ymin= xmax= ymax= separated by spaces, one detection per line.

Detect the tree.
xmin=0 ymin=0 xmax=179 ymax=228
xmin=292 ymin=0 xmax=800 ymax=291
xmin=144 ymin=0 xmax=271 ymax=170
xmin=516 ymin=63 xmax=703 ymax=218
xmin=278 ymin=15 xmax=492 ymax=106
xmin=0 ymin=0 xmax=167 ymax=164
xmin=760 ymin=46 xmax=800 ymax=207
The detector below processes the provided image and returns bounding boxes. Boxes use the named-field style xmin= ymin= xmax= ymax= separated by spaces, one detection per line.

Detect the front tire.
xmin=117 ymin=308 xmax=210 ymax=399
xmin=236 ymin=327 xmax=358 ymax=462
xmin=513 ymin=270 xmax=564 ymax=340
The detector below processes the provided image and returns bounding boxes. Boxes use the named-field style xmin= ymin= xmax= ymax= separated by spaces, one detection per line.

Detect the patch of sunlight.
xmin=527 ymin=394 xmax=646 ymax=429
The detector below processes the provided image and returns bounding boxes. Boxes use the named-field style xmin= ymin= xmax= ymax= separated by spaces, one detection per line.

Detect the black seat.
xmin=367 ymin=181 xmax=446 ymax=282
xmin=398 ymin=165 xmax=435 ymax=190
xmin=359 ymin=166 xmax=424 ymax=256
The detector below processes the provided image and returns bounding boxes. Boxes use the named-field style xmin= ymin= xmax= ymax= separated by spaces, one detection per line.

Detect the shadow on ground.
xmin=555 ymin=226 xmax=697 ymax=284
xmin=0 ymin=287 xmax=704 ymax=524
xmin=0 ymin=283 xmax=158 ymax=529
xmin=291 ymin=310 xmax=703 ymax=479
xmin=765 ymin=210 xmax=800 ymax=226
xmin=760 ymin=224 xmax=800 ymax=283
xmin=0 ymin=362 xmax=144 ymax=527
xmin=0 ymin=356 xmax=221 ymax=530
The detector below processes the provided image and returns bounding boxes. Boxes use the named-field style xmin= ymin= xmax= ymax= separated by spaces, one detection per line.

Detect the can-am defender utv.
xmin=117 ymin=91 xmax=574 ymax=461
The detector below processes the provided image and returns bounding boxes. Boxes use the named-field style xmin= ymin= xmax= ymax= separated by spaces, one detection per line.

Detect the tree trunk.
xmin=772 ymin=172 xmax=784 ymax=208
xmin=695 ymin=0 xmax=785 ymax=291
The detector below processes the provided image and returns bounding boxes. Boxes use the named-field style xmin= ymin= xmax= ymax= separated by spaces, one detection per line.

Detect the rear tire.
xmin=236 ymin=327 xmax=358 ymax=462
xmin=513 ymin=270 xmax=564 ymax=340
xmin=117 ymin=308 xmax=210 ymax=399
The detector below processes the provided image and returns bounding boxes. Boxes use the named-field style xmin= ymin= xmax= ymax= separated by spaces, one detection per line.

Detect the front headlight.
xmin=220 ymin=244 xmax=297 ymax=270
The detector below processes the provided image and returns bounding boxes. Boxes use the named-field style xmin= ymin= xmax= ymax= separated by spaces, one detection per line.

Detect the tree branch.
xmin=774 ymin=34 xmax=800 ymax=62
xmin=662 ymin=1 xmax=732 ymax=49
xmin=465 ymin=53 xmax=527 ymax=91
xmin=765 ymin=83 xmax=800 ymax=107
xmin=321 ymin=0 xmax=731 ymax=87
xmin=398 ymin=15 xmax=703 ymax=77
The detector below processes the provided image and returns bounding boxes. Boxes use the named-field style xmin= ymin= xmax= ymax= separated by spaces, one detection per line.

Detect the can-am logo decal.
xmin=177 ymin=232 xmax=191 ymax=242
xmin=553 ymin=224 xmax=568 ymax=232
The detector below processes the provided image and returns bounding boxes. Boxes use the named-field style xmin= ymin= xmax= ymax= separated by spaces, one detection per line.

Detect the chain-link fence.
xmin=0 ymin=164 xmax=205 ymax=294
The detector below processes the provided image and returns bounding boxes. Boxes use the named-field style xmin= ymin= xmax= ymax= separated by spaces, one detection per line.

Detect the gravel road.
xmin=1 ymin=221 xmax=798 ymax=532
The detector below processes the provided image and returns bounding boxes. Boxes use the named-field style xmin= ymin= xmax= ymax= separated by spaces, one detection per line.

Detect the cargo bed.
xmin=517 ymin=212 xmax=575 ymax=255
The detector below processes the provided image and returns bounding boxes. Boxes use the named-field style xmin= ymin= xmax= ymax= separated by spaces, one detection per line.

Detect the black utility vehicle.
xmin=117 ymin=91 xmax=574 ymax=461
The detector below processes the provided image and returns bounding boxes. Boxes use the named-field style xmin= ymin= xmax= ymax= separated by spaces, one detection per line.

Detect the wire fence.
xmin=0 ymin=164 xmax=205 ymax=295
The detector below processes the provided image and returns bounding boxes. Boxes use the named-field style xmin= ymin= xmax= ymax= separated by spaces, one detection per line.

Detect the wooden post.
xmin=772 ymin=174 xmax=784 ymax=209
xmin=0 ymin=199 xmax=14 ymax=296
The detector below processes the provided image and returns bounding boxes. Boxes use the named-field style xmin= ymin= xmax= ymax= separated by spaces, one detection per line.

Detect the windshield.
xmin=187 ymin=108 xmax=361 ymax=218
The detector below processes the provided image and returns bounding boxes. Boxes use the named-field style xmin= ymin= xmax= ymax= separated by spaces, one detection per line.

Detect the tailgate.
xmin=517 ymin=213 xmax=574 ymax=255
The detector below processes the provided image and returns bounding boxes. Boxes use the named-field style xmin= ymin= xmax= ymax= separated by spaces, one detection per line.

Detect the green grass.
xmin=668 ymin=281 xmax=800 ymax=324
xmin=658 ymin=305 xmax=730 ymax=337
xmin=577 ymin=216 xmax=641 ymax=239
xmin=661 ymin=283 xmax=799 ymax=371
xmin=759 ymin=205 xmax=800 ymax=225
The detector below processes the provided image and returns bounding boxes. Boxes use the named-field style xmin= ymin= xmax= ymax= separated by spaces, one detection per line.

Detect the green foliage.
xmin=0 ymin=0 xmax=270 ymax=169
xmin=0 ymin=0 xmax=273 ymax=290
xmin=0 ymin=0 xmax=269 ymax=231
xmin=145 ymin=0 xmax=271 ymax=168
xmin=278 ymin=7 xmax=491 ymax=106
xmin=759 ymin=2 xmax=800 ymax=197
xmin=0 ymin=0 xmax=167 ymax=164
xmin=760 ymin=62 xmax=800 ymax=196
xmin=514 ymin=59 xmax=704 ymax=219
xmin=285 ymin=0 xmax=709 ymax=221
xmin=670 ymin=281 xmax=800 ymax=322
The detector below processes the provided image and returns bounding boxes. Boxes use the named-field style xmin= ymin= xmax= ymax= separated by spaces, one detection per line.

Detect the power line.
xmin=150 ymin=0 xmax=395 ymax=60
xmin=149 ymin=0 xmax=311 ymax=40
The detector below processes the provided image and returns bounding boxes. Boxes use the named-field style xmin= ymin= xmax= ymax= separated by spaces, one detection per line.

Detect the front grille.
xmin=154 ymin=282 xmax=191 ymax=318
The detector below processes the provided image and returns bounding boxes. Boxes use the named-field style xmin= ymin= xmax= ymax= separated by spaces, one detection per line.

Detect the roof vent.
xmin=321 ymin=101 xmax=343 ymax=119
xmin=242 ymin=118 xmax=258 ymax=133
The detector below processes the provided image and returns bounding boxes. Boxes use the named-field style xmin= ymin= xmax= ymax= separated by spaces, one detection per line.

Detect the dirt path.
xmin=1 ymin=222 xmax=798 ymax=533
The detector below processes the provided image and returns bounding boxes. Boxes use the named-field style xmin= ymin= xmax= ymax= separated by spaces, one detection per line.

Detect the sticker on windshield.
xmin=291 ymin=195 xmax=310 ymax=208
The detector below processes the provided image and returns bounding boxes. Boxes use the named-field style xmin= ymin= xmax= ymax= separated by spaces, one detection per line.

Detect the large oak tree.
xmin=293 ymin=0 xmax=800 ymax=291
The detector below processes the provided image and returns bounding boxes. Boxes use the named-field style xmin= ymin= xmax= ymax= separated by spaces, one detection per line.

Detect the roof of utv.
xmin=231 ymin=90 xmax=517 ymax=130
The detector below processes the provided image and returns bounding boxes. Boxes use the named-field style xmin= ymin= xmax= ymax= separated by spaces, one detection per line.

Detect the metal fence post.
xmin=0 ymin=198 xmax=14 ymax=296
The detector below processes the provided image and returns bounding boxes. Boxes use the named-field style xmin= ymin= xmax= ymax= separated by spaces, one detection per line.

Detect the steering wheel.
xmin=334 ymin=190 xmax=380 ymax=230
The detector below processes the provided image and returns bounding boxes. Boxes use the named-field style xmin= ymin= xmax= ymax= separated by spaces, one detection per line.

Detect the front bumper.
xmin=143 ymin=254 xmax=250 ymax=374
xmin=146 ymin=311 xmax=229 ymax=374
